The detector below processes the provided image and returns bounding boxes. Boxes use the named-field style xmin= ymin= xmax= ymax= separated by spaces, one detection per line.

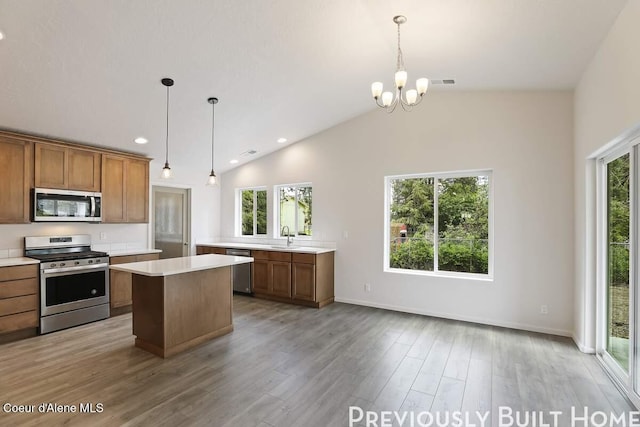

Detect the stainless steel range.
xmin=24 ymin=235 xmax=110 ymax=334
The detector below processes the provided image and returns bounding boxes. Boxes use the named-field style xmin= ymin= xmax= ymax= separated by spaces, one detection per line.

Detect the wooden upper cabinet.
xmin=68 ymin=149 xmax=101 ymax=191
xmin=34 ymin=143 xmax=67 ymax=189
xmin=101 ymin=154 xmax=149 ymax=223
xmin=0 ymin=137 xmax=32 ymax=224
xmin=101 ymin=155 xmax=127 ymax=223
xmin=35 ymin=143 xmax=101 ymax=191
xmin=126 ymin=159 xmax=149 ymax=223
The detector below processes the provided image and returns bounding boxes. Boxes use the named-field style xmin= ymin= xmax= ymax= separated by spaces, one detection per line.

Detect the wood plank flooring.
xmin=0 ymin=295 xmax=634 ymax=426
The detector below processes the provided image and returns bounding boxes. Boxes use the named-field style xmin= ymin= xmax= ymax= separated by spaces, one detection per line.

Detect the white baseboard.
xmin=334 ymin=297 xmax=573 ymax=338
xmin=573 ymin=334 xmax=596 ymax=354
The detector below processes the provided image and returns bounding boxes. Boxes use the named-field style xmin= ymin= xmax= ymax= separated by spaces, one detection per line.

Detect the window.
xmin=276 ymin=184 xmax=312 ymax=237
xmin=385 ymin=170 xmax=492 ymax=278
xmin=238 ymin=188 xmax=267 ymax=236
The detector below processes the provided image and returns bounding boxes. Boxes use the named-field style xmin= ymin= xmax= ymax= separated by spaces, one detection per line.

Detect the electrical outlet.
xmin=540 ymin=305 xmax=548 ymax=315
xmin=99 ymin=232 xmax=106 ymax=240
xmin=364 ymin=283 xmax=371 ymax=292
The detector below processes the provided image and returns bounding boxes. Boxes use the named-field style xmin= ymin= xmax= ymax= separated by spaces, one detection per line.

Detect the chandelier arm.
xmin=374 ymin=97 xmax=386 ymax=109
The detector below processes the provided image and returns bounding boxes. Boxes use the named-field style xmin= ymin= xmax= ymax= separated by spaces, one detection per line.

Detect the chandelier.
xmin=371 ymin=16 xmax=429 ymax=113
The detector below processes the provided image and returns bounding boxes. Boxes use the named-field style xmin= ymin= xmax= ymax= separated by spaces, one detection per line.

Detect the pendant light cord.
xmin=211 ymin=103 xmax=216 ymax=171
xmin=165 ymin=84 xmax=170 ymax=165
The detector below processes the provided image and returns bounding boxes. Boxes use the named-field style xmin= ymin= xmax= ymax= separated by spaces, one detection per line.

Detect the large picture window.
xmin=385 ymin=170 xmax=492 ymax=278
xmin=238 ymin=188 xmax=267 ymax=236
xmin=276 ymin=184 xmax=312 ymax=237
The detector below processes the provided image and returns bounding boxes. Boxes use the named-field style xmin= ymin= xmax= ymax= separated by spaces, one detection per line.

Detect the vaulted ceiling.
xmin=0 ymin=0 xmax=627 ymax=175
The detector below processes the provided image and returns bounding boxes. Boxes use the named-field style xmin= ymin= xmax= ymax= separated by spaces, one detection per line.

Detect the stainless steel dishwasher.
xmin=225 ymin=249 xmax=252 ymax=294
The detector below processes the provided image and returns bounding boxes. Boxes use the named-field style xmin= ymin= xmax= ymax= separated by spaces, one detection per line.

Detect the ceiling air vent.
xmin=239 ymin=149 xmax=258 ymax=157
xmin=430 ymin=79 xmax=456 ymax=85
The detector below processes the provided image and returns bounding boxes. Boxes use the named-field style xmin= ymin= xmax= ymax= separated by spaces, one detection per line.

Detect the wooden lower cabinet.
xmin=196 ymin=246 xmax=226 ymax=255
xmin=195 ymin=245 xmax=335 ymax=308
xmin=110 ymin=253 xmax=160 ymax=313
xmin=0 ymin=265 xmax=39 ymax=335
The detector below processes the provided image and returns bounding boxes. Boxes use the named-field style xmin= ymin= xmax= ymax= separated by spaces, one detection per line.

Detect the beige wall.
xmin=220 ymin=90 xmax=575 ymax=335
xmin=574 ymin=1 xmax=640 ymax=351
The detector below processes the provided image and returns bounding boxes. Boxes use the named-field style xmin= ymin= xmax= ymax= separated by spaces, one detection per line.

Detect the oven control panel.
xmin=41 ymin=257 xmax=108 ymax=271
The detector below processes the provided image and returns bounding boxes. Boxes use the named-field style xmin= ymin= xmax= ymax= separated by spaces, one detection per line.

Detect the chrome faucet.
xmin=281 ymin=226 xmax=293 ymax=247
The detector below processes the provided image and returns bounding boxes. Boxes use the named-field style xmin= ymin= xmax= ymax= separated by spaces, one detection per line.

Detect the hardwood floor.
xmin=0 ymin=295 xmax=634 ymax=426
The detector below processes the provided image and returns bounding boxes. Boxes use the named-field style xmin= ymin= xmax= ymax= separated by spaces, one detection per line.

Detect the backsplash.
xmin=0 ymin=223 xmax=149 ymax=258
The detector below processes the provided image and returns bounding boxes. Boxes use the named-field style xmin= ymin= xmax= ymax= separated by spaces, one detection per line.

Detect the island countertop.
xmin=109 ymin=254 xmax=253 ymax=277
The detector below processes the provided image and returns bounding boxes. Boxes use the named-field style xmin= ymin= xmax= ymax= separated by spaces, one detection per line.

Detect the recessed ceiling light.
xmin=230 ymin=159 xmax=238 ymax=164
xmin=134 ymin=137 xmax=148 ymax=144
xmin=277 ymin=138 xmax=287 ymax=144
xmin=0 ymin=31 xmax=4 ymax=40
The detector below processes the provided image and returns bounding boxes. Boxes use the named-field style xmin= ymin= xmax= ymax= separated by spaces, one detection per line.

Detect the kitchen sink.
xmin=270 ymin=245 xmax=300 ymax=249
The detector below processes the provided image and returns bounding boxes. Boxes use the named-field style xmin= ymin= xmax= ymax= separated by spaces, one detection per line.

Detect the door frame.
xmin=596 ymin=138 xmax=640 ymax=408
xmin=151 ymin=185 xmax=192 ymax=257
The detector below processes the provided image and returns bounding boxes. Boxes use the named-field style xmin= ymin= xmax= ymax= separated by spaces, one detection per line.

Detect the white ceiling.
xmin=0 ymin=0 xmax=627 ymax=174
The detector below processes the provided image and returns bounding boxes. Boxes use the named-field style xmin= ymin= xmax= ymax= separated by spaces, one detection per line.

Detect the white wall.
xmin=220 ymin=90 xmax=575 ymax=336
xmin=574 ymin=1 xmax=640 ymax=352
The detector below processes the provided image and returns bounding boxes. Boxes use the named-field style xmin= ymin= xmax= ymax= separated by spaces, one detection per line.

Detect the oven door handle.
xmin=42 ymin=263 xmax=108 ymax=275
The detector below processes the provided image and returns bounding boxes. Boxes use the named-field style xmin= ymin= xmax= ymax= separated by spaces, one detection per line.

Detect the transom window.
xmin=276 ymin=184 xmax=312 ymax=237
xmin=384 ymin=170 xmax=492 ymax=278
xmin=238 ymin=188 xmax=267 ymax=236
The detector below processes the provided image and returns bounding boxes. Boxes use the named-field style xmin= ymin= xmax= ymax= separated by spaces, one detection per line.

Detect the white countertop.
xmin=0 ymin=257 xmax=40 ymax=267
xmin=108 ymin=249 xmax=163 ymax=257
xmin=109 ymin=254 xmax=253 ymax=277
xmin=197 ymin=242 xmax=335 ymax=254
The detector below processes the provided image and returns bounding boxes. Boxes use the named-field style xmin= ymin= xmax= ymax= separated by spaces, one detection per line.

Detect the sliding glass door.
xmin=598 ymin=144 xmax=638 ymax=406
xmin=604 ymin=152 xmax=631 ymax=372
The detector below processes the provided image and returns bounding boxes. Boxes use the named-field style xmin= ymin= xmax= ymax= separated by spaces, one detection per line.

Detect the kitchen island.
xmin=109 ymin=254 xmax=253 ymax=358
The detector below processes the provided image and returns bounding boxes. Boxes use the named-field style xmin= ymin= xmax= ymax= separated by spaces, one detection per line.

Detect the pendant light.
xmin=206 ymin=97 xmax=218 ymax=186
xmin=161 ymin=78 xmax=174 ymax=179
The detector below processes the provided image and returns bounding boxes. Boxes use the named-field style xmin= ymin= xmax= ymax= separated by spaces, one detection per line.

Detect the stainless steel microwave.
xmin=33 ymin=188 xmax=102 ymax=222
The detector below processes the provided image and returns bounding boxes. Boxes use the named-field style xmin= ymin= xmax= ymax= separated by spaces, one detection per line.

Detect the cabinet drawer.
xmin=0 ymin=278 xmax=38 ymax=299
xmin=110 ymin=255 xmax=137 ymax=265
xmin=136 ymin=253 xmax=160 ymax=262
xmin=0 ymin=310 xmax=38 ymax=333
xmin=0 ymin=294 xmax=38 ymax=316
xmin=269 ymin=251 xmax=291 ymax=262
xmin=292 ymin=253 xmax=315 ymax=264
xmin=252 ymin=250 xmax=270 ymax=260
xmin=0 ymin=265 xmax=38 ymax=282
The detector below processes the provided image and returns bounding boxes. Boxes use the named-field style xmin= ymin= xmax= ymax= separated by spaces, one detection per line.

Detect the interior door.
xmin=152 ymin=186 xmax=190 ymax=259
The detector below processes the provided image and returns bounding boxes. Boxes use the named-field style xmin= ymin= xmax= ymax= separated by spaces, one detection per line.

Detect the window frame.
xmin=384 ymin=169 xmax=494 ymax=281
xmin=235 ymin=186 xmax=268 ymax=238
xmin=274 ymin=182 xmax=313 ymax=239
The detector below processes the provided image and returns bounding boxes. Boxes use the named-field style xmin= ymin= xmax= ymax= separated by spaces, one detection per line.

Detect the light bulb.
xmin=395 ymin=71 xmax=407 ymax=89
xmin=381 ymin=92 xmax=393 ymax=107
xmin=206 ymin=171 xmax=217 ymax=186
xmin=406 ymin=89 xmax=418 ymax=105
xmin=416 ymin=78 xmax=429 ymax=95
xmin=371 ymin=82 xmax=383 ymax=99
xmin=161 ymin=163 xmax=172 ymax=179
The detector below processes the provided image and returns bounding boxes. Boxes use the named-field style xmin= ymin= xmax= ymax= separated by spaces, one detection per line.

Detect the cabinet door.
xmin=102 ymin=155 xmax=127 ymax=223
xmin=271 ymin=261 xmax=292 ymax=298
xmin=126 ymin=159 xmax=149 ymax=223
xmin=110 ymin=255 xmax=136 ymax=308
xmin=68 ymin=149 xmax=101 ymax=191
xmin=252 ymin=260 xmax=270 ymax=294
xmin=292 ymin=262 xmax=316 ymax=301
xmin=0 ymin=138 xmax=32 ymax=223
xmin=34 ymin=143 xmax=67 ymax=189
